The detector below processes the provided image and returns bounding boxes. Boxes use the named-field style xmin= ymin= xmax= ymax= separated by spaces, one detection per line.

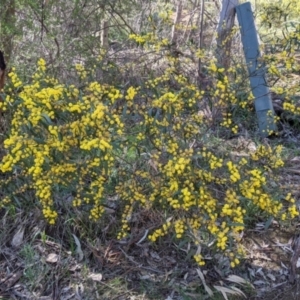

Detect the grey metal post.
xmin=236 ymin=2 xmax=277 ymax=136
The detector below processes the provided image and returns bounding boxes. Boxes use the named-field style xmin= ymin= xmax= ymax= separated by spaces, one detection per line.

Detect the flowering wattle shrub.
xmin=0 ymin=54 xmax=298 ymax=269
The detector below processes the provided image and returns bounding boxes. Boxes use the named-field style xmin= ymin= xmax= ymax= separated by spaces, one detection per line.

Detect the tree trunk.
xmin=0 ymin=51 xmax=6 ymax=91
xmin=216 ymin=0 xmax=239 ymax=69
xmin=0 ymin=0 xmax=16 ymax=64
xmin=101 ymin=20 xmax=109 ymax=51
xmin=171 ymin=1 xmax=183 ymax=46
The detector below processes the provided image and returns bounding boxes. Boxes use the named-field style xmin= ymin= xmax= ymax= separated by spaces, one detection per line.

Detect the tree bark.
xmin=171 ymin=1 xmax=183 ymax=46
xmin=0 ymin=0 xmax=16 ymax=64
xmin=0 ymin=51 xmax=6 ymax=91
xmin=101 ymin=20 xmax=109 ymax=51
xmin=216 ymin=0 xmax=239 ymax=69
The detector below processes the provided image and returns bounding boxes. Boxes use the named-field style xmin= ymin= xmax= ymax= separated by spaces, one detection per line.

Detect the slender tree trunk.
xmin=197 ymin=0 xmax=205 ymax=87
xmin=0 ymin=0 xmax=16 ymax=64
xmin=101 ymin=20 xmax=109 ymax=51
xmin=171 ymin=1 xmax=183 ymax=46
xmin=0 ymin=51 xmax=6 ymax=91
xmin=216 ymin=0 xmax=239 ymax=69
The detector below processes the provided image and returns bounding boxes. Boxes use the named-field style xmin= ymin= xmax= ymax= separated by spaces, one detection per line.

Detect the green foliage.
xmin=254 ymin=0 xmax=300 ymax=121
xmin=257 ymin=0 xmax=300 ymax=24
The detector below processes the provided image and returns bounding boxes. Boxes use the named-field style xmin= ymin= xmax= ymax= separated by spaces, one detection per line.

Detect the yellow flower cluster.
xmin=203 ymin=150 xmax=223 ymax=170
xmin=174 ymin=219 xmax=186 ymax=238
xmin=75 ymin=63 xmax=87 ymax=79
xmin=37 ymin=58 xmax=46 ymax=72
xmin=0 ymin=61 xmax=123 ymax=223
xmin=148 ymin=221 xmax=171 ymax=242
xmin=251 ymin=144 xmax=284 ymax=168
xmin=227 ymin=161 xmax=241 ymax=183
xmin=221 ymin=113 xmax=238 ymax=134
xmin=194 ymin=253 xmax=205 ymax=266
xmin=125 ymin=86 xmax=137 ymax=101
xmin=283 ymin=102 xmax=300 ymax=115
xmin=8 ymin=67 xmax=23 ymax=88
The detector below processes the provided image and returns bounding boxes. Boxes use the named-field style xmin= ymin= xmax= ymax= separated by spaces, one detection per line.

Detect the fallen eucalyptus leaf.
xmin=46 ymin=253 xmax=59 ymax=263
xmin=73 ymin=234 xmax=83 ymax=262
xmin=88 ymin=273 xmax=103 ymax=282
xmin=11 ymin=227 xmax=25 ymax=248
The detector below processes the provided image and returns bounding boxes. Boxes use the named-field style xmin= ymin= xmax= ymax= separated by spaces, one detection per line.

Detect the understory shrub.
xmin=0 ymin=52 xmax=298 ymax=269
